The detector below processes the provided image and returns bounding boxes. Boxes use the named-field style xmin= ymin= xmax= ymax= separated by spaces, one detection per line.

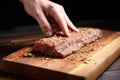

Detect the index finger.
xmin=49 ymin=6 xmax=70 ymax=36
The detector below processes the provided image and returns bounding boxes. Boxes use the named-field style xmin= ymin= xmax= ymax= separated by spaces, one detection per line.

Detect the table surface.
xmin=0 ymin=25 xmax=120 ymax=80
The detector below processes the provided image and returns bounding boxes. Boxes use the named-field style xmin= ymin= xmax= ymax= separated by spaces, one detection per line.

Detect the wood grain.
xmin=0 ymin=30 xmax=120 ymax=80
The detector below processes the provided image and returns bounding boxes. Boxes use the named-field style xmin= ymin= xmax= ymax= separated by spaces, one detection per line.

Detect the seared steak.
xmin=32 ymin=27 xmax=103 ymax=58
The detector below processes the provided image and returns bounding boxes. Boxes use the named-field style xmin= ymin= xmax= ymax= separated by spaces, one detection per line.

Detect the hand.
xmin=20 ymin=0 xmax=78 ymax=37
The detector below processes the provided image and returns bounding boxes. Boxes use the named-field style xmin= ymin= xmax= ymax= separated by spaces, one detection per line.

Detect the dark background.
xmin=1 ymin=0 xmax=120 ymax=31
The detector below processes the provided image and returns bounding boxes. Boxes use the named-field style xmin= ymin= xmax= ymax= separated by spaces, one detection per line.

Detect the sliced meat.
xmin=32 ymin=27 xmax=103 ymax=58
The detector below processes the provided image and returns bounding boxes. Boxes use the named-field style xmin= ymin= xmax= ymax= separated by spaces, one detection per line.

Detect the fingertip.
xmin=67 ymin=33 xmax=70 ymax=37
xmin=40 ymin=25 xmax=53 ymax=37
xmin=71 ymin=25 xmax=79 ymax=32
xmin=75 ymin=28 xmax=79 ymax=32
xmin=65 ymin=30 xmax=70 ymax=37
xmin=44 ymin=31 xmax=53 ymax=37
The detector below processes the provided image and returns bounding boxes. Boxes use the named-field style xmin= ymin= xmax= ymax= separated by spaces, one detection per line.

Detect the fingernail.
xmin=74 ymin=27 xmax=79 ymax=32
xmin=45 ymin=31 xmax=52 ymax=37
xmin=66 ymin=31 xmax=70 ymax=37
xmin=67 ymin=33 xmax=70 ymax=37
xmin=76 ymin=29 xmax=79 ymax=32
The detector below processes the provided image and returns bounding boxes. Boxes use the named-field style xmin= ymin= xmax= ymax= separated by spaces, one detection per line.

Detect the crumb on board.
xmin=23 ymin=52 xmax=34 ymax=57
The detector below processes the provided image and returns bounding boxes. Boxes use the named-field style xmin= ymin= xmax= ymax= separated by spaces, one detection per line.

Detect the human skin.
xmin=19 ymin=0 xmax=78 ymax=37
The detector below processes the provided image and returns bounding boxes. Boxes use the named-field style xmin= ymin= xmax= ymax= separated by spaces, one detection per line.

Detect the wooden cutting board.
xmin=0 ymin=29 xmax=120 ymax=80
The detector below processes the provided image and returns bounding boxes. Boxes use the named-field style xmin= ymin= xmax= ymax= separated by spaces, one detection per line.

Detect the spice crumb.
xmin=23 ymin=53 xmax=33 ymax=57
xmin=45 ymin=57 xmax=51 ymax=60
xmin=83 ymin=61 xmax=88 ymax=64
